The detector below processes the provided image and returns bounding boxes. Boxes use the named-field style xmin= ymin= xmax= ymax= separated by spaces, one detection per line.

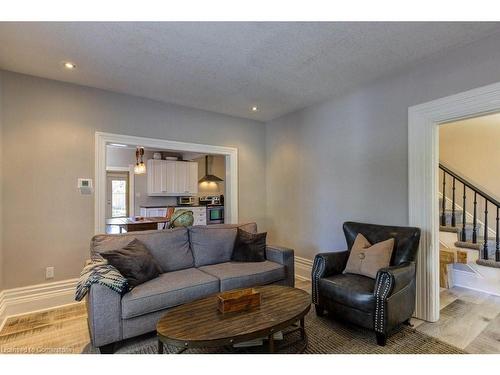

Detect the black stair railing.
xmin=439 ymin=163 xmax=500 ymax=262
xmin=497 ymin=206 xmax=500 ymax=262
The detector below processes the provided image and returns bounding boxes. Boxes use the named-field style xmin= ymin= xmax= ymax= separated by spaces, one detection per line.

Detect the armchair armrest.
xmin=266 ymin=245 xmax=295 ymax=287
xmin=373 ymin=262 xmax=416 ymax=334
xmin=374 ymin=262 xmax=416 ymax=298
xmin=311 ymin=251 xmax=349 ymax=304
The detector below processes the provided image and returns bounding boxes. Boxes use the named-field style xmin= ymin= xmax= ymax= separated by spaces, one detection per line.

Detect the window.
xmin=111 ymin=179 xmax=127 ymax=217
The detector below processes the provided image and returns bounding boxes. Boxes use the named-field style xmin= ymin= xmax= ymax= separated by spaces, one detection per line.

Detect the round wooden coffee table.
xmin=156 ymin=285 xmax=311 ymax=354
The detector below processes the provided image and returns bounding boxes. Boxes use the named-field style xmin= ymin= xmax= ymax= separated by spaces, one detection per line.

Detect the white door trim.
xmin=95 ymin=132 xmax=238 ymax=234
xmin=408 ymin=81 xmax=500 ymax=322
xmin=105 ymin=166 xmax=130 ymax=172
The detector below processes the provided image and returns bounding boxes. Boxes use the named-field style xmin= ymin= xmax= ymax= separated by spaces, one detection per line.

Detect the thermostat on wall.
xmin=78 ymin=178 xmax=93 ymax=195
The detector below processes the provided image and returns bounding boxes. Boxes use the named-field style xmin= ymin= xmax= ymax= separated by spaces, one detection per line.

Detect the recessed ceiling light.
xmin=251 ymin=106 xmax=259 ymax=112
xmin=63 ymin=61 xmax=77 ymax=70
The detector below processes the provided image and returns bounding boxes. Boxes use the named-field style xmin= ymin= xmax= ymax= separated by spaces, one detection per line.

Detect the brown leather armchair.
xmin=311 ymin=222 xmax=421 ymax=346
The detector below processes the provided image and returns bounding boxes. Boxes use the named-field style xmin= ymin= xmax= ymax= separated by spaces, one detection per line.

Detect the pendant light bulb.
xmin=134 ymin=147 xmax=146 ymax=174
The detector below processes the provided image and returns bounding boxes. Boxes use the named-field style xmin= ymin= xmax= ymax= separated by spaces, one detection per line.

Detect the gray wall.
xmin=0 ymin=71 xmax=266 ymax=289
xmin=265 ymin=32 xmax=500 ymax=261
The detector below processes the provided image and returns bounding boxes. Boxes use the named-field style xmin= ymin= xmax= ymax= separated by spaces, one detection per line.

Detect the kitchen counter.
xmin=106 ymin=216 xmax=169 ymax=233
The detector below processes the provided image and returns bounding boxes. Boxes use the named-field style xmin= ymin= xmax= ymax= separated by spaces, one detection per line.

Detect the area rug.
xmin=82 ymin=309 xmax=466 ymax=354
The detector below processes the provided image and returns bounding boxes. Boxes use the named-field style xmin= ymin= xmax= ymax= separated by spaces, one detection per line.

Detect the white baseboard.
xmin=295 ymin=256 xmax=313 ymax=281
xmin=0 ymin=278 xmax=79 ymax=331
xmin=452 ymin=269 xmax=500 ymax=297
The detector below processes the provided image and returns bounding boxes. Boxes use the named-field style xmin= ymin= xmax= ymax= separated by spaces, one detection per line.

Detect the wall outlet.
xmin=45 ymin=266 xmax=55 ymax=279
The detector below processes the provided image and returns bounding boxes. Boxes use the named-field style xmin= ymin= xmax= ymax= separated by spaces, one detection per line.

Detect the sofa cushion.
xmin=318 ymin=273 xmax=376 ymax=312
xmin=121 ymin=268 xmax=219 ymax=319
xmin=189 ymin=227 xmax=238 ymax=267
xmin=91 ymin=227 xmax=194 ymax=273
xmin=198 ymin=261 xmax=285 ymax=291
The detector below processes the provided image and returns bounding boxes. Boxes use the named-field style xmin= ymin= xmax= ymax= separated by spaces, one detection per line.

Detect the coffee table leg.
xmin=158 ymin=339 xmax=164 ymax=354
xmin=268 ymin=334 xmax=275 ymax=353
xmin=300 ymin=317 xmax=305 ymax=340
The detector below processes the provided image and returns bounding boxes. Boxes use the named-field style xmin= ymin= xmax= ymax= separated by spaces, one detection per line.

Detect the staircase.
xmin=439 ymin=163 xmax=500 ymax=294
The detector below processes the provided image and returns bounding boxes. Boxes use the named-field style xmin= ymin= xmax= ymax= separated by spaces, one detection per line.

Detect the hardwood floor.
xmin=0 ymin=303 xmax=89 ymax=354
xmin=0 ymin=279 xmax=499 ymax=354
xmin=413 ymin=286 xmax=500 ymax=353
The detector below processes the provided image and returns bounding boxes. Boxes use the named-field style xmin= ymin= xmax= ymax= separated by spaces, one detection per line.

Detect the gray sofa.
xmin=86 ymin=223 xmax=294 ymax=352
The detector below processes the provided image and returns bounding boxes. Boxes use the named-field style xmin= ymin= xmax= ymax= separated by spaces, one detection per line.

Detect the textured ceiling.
xmin=1 ymin=22 xmax=499 ymax=121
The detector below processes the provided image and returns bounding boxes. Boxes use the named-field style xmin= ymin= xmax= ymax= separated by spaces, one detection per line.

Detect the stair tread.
xmin=476 ymin=259 xmax=500 ymax=268
xmin=440 ymin=223 xmax=483 ymax=228
xmin=455 ymin=239 xmax=497 ymax=244
xmin=455 ymin=241 xmax=481 ymax=250
xmin=440 ymin=225 xmax=460 ymax=233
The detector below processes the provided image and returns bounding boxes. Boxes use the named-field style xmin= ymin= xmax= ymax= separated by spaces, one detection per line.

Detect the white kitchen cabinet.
xmin=140 ymin=207 xmax=168 ymax=217
xmin=147 ymin=160 xmax=167 ymax=195
xmin=186 ymin=162 xmax=199 ymax=195
xmin=191 ymin=206 xmax=207 ymax=226
xmin=147 ymin=160 xmax=198 ymax=196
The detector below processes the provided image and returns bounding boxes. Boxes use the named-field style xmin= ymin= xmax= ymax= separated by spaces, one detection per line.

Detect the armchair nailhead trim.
xmin=311 ymin=256 xmax=325 ymax=305
xmin=374 ymin=272 xmax=393 ymax=333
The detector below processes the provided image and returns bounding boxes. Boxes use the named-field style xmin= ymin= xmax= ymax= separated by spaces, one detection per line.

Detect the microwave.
xmin=177 ymin=196 xmax=195 ymax=206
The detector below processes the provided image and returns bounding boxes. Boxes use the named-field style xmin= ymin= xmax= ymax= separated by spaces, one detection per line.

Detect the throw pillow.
xmin=100 ymin=238 xmax=162 ymax=288
xmin=344 ymin=234 xmax=394 ymax=279
xmin=232 ymin=228 xmax=267 ymax=262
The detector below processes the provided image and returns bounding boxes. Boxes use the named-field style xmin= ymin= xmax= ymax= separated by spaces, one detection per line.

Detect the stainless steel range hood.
xmin=199 ymin=155 xmax=223 ymax=183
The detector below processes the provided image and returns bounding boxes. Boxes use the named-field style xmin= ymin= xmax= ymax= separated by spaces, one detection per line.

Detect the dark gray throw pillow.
xmin=100 ymin=238 xmax=162 ymax=288
xmin=232 ymin=228 xmax=267 ymax=262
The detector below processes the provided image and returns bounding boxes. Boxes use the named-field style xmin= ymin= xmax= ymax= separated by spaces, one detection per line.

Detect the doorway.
xmin=408 ymin=81 xmax=500 ymax=322
xmin=95 ymin=132 xmax=238 ymax=234
xmin=106 ymin=171 xmax=129 ymax=218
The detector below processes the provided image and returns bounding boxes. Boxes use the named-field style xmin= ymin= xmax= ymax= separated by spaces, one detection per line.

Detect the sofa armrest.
xmin=311 ymin=251 xmax=349 ymax=304
xmin=266 ymin=245 xmax=295 ymax=287
xmin=86 ymin=283 xmax=123 ymax=348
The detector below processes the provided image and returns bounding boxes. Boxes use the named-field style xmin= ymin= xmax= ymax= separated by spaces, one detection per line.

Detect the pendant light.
xmin=134 ymin=147 xmax=146 ymax=174
xmin=199 ymin=155 xmax=223 ymax=183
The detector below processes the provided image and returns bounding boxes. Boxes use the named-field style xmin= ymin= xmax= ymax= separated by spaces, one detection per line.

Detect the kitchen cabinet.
xmin=147 ymin=160 xmax=198 ymax=196
xmin=140 ymin=207 xmax=168 ymax=218
xmin=141 ymin=206 xmax=207 ymax=226
xmin=181 ymin=206 xmax=207 ymax=226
